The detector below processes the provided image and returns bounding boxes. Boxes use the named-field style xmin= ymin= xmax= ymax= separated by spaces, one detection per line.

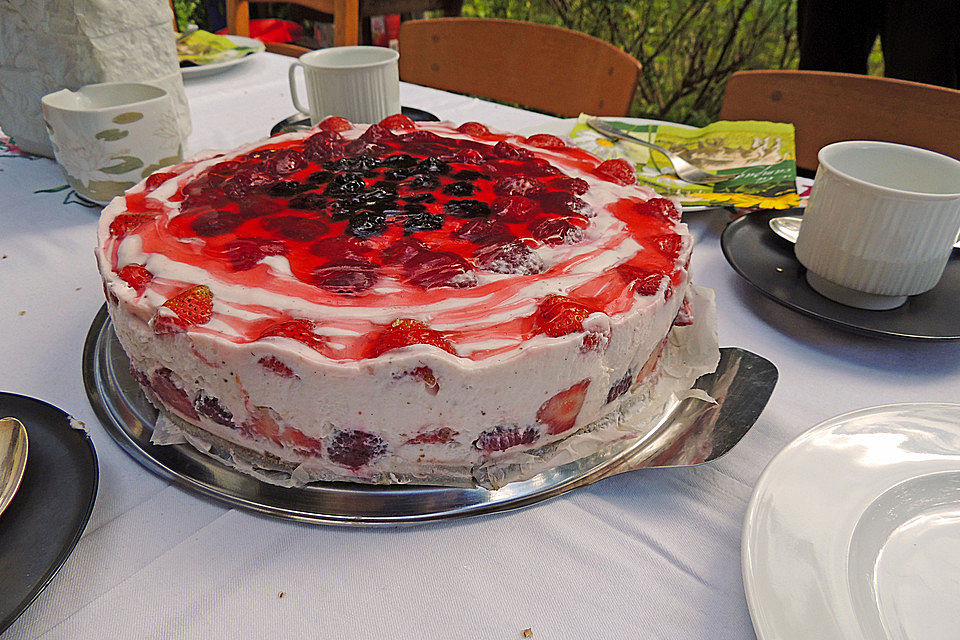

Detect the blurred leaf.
xmin=100 ymin=156 xmax=144 ymax=174
xmin=111 ymin=112 xmax=143 ymax=125
xmin=95 ymin=128 xmax=129 ymax=141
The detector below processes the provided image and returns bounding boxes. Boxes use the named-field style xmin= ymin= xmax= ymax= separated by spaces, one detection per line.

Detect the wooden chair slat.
xmin=720 ymin=70 xmax=960 ymax=172
xmin=398 ymin=18 xmax=641 ymax=117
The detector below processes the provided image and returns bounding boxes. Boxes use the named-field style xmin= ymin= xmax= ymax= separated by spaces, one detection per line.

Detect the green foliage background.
xmin=172 ymin=0 xmax=886 ymax=124
xmin=463 ymin=0 xmax=800 ymax=124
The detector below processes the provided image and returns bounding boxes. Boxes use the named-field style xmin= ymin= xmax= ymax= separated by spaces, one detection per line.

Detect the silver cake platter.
xmin=82 ymin=305 xmax=777 ymax=526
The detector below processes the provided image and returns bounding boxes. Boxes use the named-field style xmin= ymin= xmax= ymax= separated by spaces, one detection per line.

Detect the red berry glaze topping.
xmin=105 ymin=120 xmax=689 ymax=363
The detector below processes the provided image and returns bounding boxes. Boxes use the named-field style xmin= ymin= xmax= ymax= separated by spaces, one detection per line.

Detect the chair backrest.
xmin=398 ymin=18 xmax=641 ymax=117
xmin=720 ymin=70 xmax=960 ymax=172
xmin=225 ymin=0 xmax=358 ymax=54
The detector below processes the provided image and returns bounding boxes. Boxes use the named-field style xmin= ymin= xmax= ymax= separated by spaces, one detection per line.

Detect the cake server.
xmin=585 ymin=116 xmax=740 ymax=184
xmin=0 ymin=417 xmax=28 ymax=518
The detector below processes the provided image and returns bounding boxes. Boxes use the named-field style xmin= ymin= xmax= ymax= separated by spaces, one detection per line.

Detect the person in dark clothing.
xmin=797 ymin=0 xmax=960 ymax=89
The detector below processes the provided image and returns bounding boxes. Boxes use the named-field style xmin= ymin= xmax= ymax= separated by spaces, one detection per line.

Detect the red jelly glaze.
xmin=111 ymin=122 xmax=684 ymax=362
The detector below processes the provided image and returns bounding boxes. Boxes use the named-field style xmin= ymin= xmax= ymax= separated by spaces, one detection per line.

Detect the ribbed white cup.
xmin=288 ymin=46 xmax=400 ymax=125
xmin=795 ymin=141 xmax=960 ymax=310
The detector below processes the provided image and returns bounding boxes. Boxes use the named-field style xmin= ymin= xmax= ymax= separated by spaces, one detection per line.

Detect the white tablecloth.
xmin=2 ymin=52 xmax=958 ymax=640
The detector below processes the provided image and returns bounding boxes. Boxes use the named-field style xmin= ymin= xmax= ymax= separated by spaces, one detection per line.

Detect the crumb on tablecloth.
xmin=522 ymin=629 xmax=533 ymax=638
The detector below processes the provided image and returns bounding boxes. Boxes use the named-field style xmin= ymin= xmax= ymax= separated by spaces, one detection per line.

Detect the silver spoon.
xmin=0 ymin=417 xmax=28 ymax=518
xmin=770 ymin=214 xmax=960 ymax=250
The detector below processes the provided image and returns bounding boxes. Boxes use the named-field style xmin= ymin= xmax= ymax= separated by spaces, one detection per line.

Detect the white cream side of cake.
xmin=96 ymin=122 xmax=694 ymax=478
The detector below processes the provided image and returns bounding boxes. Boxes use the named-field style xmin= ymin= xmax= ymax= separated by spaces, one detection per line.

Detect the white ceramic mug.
xmin=795 ymin=141 xmax=960 ymax=310
xmin=41 ymin=82 xmax=183 ymax=204
xmin=288 ymin=46 xmax=400 ymax=125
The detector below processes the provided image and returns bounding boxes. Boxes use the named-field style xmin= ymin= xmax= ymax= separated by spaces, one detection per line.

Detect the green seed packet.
xmin=569 ymin=114 xmax=801 ymax=209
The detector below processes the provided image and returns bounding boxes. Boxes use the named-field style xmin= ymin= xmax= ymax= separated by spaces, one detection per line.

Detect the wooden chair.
xmin=226 ymin=0 xmax=462 ymax=55
xmin=398 ymin=18 xmax=642 ymax=117
xmin=719 ymin=70 xmax=960 ymax=173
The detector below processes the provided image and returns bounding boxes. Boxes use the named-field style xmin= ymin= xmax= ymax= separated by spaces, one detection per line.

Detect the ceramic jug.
xmin=41 ymin=82 xmax=183 ymax=203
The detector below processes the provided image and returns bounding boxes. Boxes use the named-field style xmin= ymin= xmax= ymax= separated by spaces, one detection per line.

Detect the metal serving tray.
xmin=82 ymin=305 xmax=777 ymax=526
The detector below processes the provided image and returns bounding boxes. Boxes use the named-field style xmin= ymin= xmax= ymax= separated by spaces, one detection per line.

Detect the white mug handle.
xmin=288 ymin=61 xmax=310 ymax=116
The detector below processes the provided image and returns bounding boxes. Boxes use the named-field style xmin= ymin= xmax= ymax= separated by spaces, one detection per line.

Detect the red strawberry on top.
xmin=537 ymin=379 xmax=590 ymax=435
xmin=534 ymin=295 xmax=597 ymax=337
xmin=318 ymin=116 xmax=352 ymax=131
xmin=109 ymin=213 xmax=153 ymax=238
xmin=653 ymin=234 xmax=683 ymax=259
xmin=617 ymin=264 xmax=665 ymax=297
xmin=117 ymin=264 xmax=153 ymax=293
xmin=457 ymin=122 xmax=490 ymax=136
xmin=145 ymin=171 xmax=178 ymax=191
xmin=525 ymin=134 xmax=567 ymax=149
xmin=633 ymin=197 xmax=680 ymax=221
xmin=258 ymin=319 xmax=327 ymax=351
xmin=159 ymin=285 xmax=213 ymax=330
xmin=370 ymin=319 xmax=456 ymax=358
xmin=597 ymin=158 xmax=637 ymax=185
xmin=379 ymin=114 xmax=417 ymax=130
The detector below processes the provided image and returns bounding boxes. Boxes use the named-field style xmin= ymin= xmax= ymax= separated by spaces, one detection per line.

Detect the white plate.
xmin=519 ymin=117 xmax=711 ymax=212
xmin=743 ymin=403 xmax=960 ymax=640
xmin=180 ymin=35 xmax=266 ymax=79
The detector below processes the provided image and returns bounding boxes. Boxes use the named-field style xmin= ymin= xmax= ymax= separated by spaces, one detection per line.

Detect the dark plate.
xmin=82 ymin=306 xmax=776 ymax=526
xmin=270 ymin=106 xmax=441 ymax=136
xmin=0 ymin=393 xmax=98 ymax=634
xmin=721 ymin=209 xmax=960 ymax=340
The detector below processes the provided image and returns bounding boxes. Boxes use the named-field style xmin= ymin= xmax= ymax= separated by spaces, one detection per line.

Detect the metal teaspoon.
xmin=0 ymin=417 xmax=29 ymax=517
xmin=769 ymin=215 xmax=960 ymax=249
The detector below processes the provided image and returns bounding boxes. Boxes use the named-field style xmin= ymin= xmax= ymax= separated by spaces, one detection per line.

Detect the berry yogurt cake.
xmin=96 ymin=115 xmax=719 ymax=488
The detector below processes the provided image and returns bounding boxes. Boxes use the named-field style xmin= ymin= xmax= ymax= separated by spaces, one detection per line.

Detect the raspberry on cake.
xmin=95 ymin=116 xmax=717 ymax=487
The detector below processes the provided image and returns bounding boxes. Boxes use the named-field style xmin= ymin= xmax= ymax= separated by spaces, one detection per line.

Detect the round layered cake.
xmin=96 ymin=115 xmax=714 ymax=487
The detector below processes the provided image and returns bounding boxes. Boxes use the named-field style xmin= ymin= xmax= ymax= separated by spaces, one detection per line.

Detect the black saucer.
xmin=0 ymin=393 xmax=98 ymax=634
xmin=270 ymin=106 xmax=440 ymax=136
xmin=721 ymin=210 xmax=960 ymax=340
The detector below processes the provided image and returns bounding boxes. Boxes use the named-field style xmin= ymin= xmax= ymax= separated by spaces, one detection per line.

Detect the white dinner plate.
xmin=742 ymin=403 xmax=960 ymax=640
xmin=519 ymin=117 xmax=712 ymax=212
xmin=180 ymin=35 xmax=266 ymax=79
